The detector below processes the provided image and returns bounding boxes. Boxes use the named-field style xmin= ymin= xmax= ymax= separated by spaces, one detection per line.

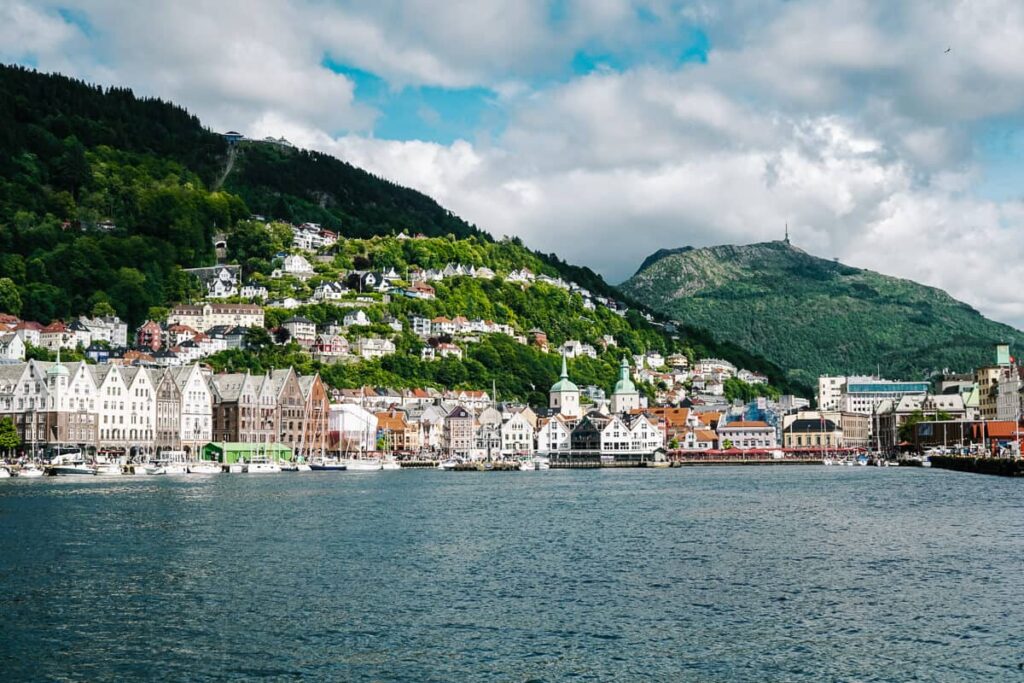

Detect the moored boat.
xmin=188 ymin=461 xmax=222 ymax=475
xmin=16 ymin=463 xmax=45 ymax=478
xmin=0 ymin=466 xmax=10 ymax=478
xmin=245 ymin=457 xmax=281 ymax=474
xmin=309 ymin=458 xmax=347 ymax=471
xmin=157 ymin=451 xmax=189 ymax=475
xmin=380 ymin=457 xmax=401 ymax=471
xmin=50 ymin=450 xmax=93 ymax=476
xmin=345 ymin=457 xmax=382 ymax=472
xmin=92 ymin=462 xmax=123 ymax=476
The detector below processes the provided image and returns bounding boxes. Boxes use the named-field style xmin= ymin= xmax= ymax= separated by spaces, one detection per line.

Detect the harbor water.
xmin=1 ymin=467 xmax=1021 ymax=681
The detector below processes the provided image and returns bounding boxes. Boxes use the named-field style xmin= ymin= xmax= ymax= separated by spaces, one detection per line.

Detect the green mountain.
xmin=0 ymin=63 xmax=807 ymax=397
xmin=619 ymin=240 xmax=1024 ymax=386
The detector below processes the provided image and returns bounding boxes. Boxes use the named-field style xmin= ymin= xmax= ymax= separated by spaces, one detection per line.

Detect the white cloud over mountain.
xmin=2 ymin=0 xmax=1024 ymax=326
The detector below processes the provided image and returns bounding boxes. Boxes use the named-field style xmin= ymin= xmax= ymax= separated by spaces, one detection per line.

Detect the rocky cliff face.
xmin=620 ymin=240 xmax=1024 ymax=385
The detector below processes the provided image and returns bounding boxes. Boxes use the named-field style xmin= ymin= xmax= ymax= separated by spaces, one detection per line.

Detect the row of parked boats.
xmin=822 ymin=454 xmax=903 ymax=467
xmin=0 ymin=450 xmax=405 ymax=478
xmin=434 ymin=456 xmax=552 ymax=471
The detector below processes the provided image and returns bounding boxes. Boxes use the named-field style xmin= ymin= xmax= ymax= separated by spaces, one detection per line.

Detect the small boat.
xmin=436 ymin=458 xmax=459 ymax=471
xmin=188 ymin=461 xmax=222 ymax=475
xmin=309 ymin=459 xmax=347 ymax=471
xmin=226 ymin=462 xmax=245 ymax=474
xmin=92 ymin=462 xmax=123 ymax=476
xmin=163 ymin=462 xmax=189 ymax=475
xmin=16 ymin=464 xmax=45 ymax=478
xmin=0 ymin=466 xmax=11 ymax=478
xmin=380 ymin=457 xmax=401 ymax=471
xmin=144 ymin=463 xmax=167 ymax=475
xmin=158 ymin=452 xmax=189 ymax=475
xmin=345 ymin=457 xmax=382 ymax=472
xmin=245 ymin=457 xmax=281 ymax=474
xmin=50 ymin=452 xmax=94 ymax=476
xmin=518 ymin=459 xmax=535 ymax=471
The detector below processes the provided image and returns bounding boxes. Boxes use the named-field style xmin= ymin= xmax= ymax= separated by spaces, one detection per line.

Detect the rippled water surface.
xmin=1 ymin=467 xmax=1022 ymax=681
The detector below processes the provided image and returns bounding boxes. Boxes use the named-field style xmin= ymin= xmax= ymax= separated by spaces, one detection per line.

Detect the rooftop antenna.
xmin=783 ymin=222 xmax=790 ymax=245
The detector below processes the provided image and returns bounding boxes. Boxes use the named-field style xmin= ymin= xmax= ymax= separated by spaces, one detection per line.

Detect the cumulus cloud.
xmin=3 ymin=0 xmax=1024 ymax=327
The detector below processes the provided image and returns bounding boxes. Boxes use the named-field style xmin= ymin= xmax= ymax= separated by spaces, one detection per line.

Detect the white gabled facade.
xmin=536 ymin=416 xmax=572 ymax=453
xmin=124 ymin=368 xmax=156 ymax=451
xmin=93 ymin=365 xmax=131 ymax=451
xmin=501 ymin=411 xmax=535 ymax=456
xmin=175 ymin=365 xmax=213 ymax=454
xmin=626 ymin=414 xmax=664 ymax=453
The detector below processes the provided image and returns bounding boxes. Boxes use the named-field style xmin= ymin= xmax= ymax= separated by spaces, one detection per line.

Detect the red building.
xmin=136 ymin=320 xmax=163 ymax=351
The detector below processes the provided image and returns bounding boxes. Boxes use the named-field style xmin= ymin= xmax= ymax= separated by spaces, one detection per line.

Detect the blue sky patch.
xmin=322 ymin=56 xmax=503 ymax=143
xmin=974 ymin=122 xmax=1024 ymax=201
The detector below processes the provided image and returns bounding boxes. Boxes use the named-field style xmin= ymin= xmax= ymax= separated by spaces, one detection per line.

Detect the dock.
xmin=928 ymin=455 xmax=1024 ymax=477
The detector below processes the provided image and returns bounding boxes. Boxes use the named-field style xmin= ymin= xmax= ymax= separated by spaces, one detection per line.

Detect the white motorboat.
xmin=50 ymin=451 xmax=94 ymax=476
xmin=519 ymin=456 xmax=551 ymax=471
xmin=92 ymin=462 xmax=123 ymax=476
xmin=0 ymin=466 xmax=10 ymax=478
xmin=345 ymin=457 xmax=382 ymax=472
xmin=436 ymin=458 xmax=459 ymax=470
xmin=380 ymin=458 xmax=401 ymax=471
xmin=157 ymin=451 xmax=189 ymax=475
xmin=280 ymin=461 xmax=312 ymax=472
xmin=144 ymin=463 xmax=167 ymax=475
xmin=16 ymin=464 xmax=45 ymax=478
xmin=245 ymin=458 xmax=281 ymax=474
xmin=226 ymin=462 xmax=245 ymax=474
xmin=188 ymin=461 xmax=222 ymax=475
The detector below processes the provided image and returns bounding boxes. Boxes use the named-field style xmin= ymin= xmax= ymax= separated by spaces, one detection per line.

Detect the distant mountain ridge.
xmin=619 ymin=240 xmax=1024 ymax=386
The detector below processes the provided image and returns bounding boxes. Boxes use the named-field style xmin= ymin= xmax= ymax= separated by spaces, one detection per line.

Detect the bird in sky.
xmin=945 ymin=46 xmax=952 ymax=53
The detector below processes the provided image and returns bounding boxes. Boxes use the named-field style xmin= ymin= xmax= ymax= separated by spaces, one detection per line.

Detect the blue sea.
xmin=1 ymin=467 xmax=1022 ymax=681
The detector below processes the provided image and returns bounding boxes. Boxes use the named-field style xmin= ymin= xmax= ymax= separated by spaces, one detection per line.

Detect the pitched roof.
xmin=211 ymin=372 xmax=248 ymax=401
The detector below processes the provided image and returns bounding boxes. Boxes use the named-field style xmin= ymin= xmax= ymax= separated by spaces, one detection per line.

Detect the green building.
xmin=201 ymin=442 xmax=293 ymax=464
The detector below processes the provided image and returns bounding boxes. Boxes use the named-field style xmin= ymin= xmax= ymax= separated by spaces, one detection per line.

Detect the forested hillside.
xmin=621 ymin=240 xmax=1024 ymax=385
xmin=0 ymin=64 xmax=804 ymax=397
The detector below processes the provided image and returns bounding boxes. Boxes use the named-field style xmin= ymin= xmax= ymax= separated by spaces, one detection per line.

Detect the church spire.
xmin=560 ymin=353 xmax=569 ymax=379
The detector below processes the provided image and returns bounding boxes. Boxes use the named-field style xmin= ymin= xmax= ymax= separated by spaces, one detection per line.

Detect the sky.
xmin=3 ymin=0 xmax=1024 ymax=327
